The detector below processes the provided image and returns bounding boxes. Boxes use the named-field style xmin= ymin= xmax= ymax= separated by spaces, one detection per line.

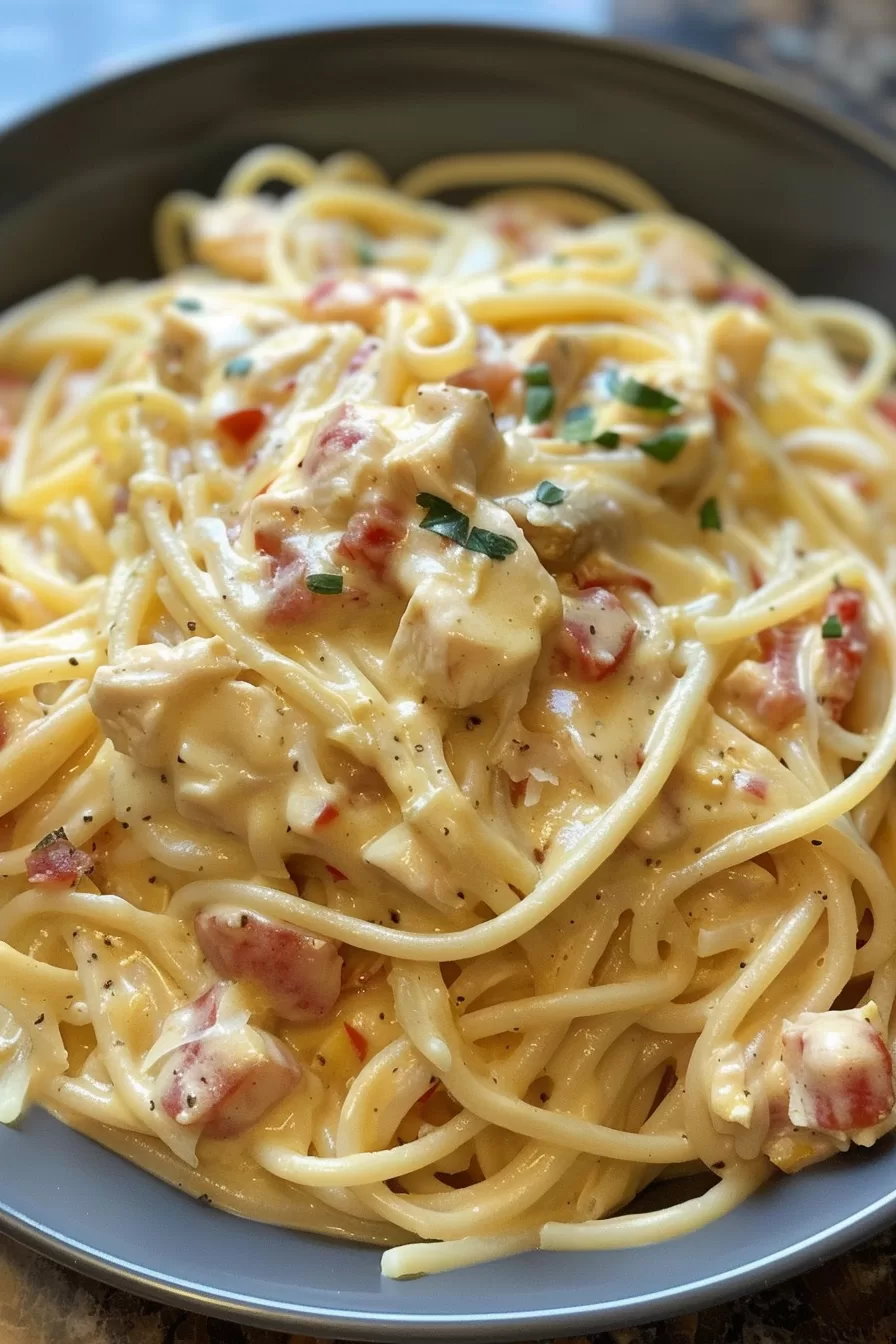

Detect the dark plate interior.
xmin=1 ymin=23 xmax=896 ymax=1340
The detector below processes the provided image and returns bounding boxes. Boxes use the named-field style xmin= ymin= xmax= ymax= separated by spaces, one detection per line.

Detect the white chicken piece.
xmin=90 ymin=637 xmax=328 ymax=872
xmin=388 ymin=499 xmax=560 ymax=709
xmin=155 ymin=294 xmax=284 ymax=395
xmin=782 ymin=1003 xmax=895 ymax=1140
xmin=641 ymin=231 xmax=721 ymax=299
xmin=512 ymin=328 xmax=592 ymax=412
xmin=711 ymin=305 xmax=773 ymax=397
xmin=192 ymin=195 xmax=278 ymax=282
xmin=149 ymin=981 xmax=301 ymax=1138
xmin=386 ymin=383 xmax=505 ymax=508
xmin=299 ymin=401 xmax=397 ymax=523
xmin=195 ymin=906 xmax=343 ymax=1022
xmin=89 ymin=637 xmax=242 ymax=768
xmin=503 ymin=481 xmax=624 ymax=567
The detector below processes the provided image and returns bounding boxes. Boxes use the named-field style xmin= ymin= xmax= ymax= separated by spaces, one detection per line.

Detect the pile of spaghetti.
xmin=1 ymin=145 xmax=896 ymax=1278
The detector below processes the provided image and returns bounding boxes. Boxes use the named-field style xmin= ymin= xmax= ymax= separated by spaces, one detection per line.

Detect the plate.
xmin=2 ymin=24 xmax=896 ymax=1339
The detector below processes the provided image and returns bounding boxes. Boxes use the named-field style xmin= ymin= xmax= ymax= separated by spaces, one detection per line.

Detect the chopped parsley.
xmin=224 ymin=355 xmax=253 ymax=378
xmin=699 ymin=496 xmax=722 ymax=530
xmin=560 ymin=406 xmax=595 ymax=443
xmin=306 ymin=573 xmax=344 ymax=595
xmin=416 ymin=493 xmax=517 ymax=561
xmin=821 ymin=614 xmax=843 ymax=639
xmin=606 ymin=368 xmax=681 ymax=414
xmin=357 ymin=241 xmax=376 ymax=267
xmin=523 ymin=363 xmax=555 ymax=424
xmin=417 ymin=493 xmax=471 ymax=545
xmin=523 ymin=362 xmax=552 ymax=387
xmin=467 ymin=527 xmax=518 ymax=560
xmin=560 ymin=407 xmax=621 ymax=448
xmin=535 ymin=480 xmax=565 ymax=506
xmin=638 ymin=427 xmax=688 ymax=463
xmin=174 ymin=297 xmax=202 ymax=312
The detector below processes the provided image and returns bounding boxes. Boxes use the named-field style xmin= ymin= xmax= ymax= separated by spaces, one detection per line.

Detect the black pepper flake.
xmin=186 ymin=1094 xmax=197 ymax=1109
xmin=69 ymin=657 xmax=79 ymax=666
xmin=414 ymin=744 xmax=424 ymax=753
xmin=197 ymin=1194 xmax=213 ymax=1206
xmin=160 ymin=774 xmax=167 ymax=784
xmin=103 ymin=936 xmax=113 ymax=946
xmin=466 ymin=716 xmax=482 ymax=730
xmin=149 ymin=1100 xmax=155 ymax=1111
xmin=142 ymin=815 xmax=152 ymax=822
xmin=292 ymin=760 xmax=299 ymax=772
xmin=240 ymin=914 xmax=249 ymax=927
xmin=148 ymin=876 xmax=157 ymax=884
xmin=177 ymin=755 xmax=185 ymax=764
xmin=121 ymin=822 xmax=129 ymax=829
xmin=33 ymin=1013 xmax=44 ymax=1025
xmin=389 ymin=910 xmax=400 ymax=924
xmin=103 ymin=979 xmax=113 ymax=989
xmin=83 ymin=814 xmax=93 ymax=823
xmin=187 ymin=621 xmax=196 ymax=632
xmin=811 ymin=839 xmax=822 ymax=846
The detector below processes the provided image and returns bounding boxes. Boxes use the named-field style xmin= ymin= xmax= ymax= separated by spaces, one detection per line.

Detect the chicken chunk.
xmin=782 ymin=1004 xmax=894 ymax=1138
xmin=512 ymin=328 xmax=592 ymax=412
xmin=154 ymin=296 xmax=283 ymax=395
xmin=389 ymin=501 xmax=560 ymax=709
xmin=89 ymin=637 xmax=242 ymax=769
xmin=504 ymin=482 xmax=623 ymax=568
xmin=642 ymin=232 xmax=721 ymax=300
xmin=192 ymin=195 xmax=278 ymax=282
xmin=151 ymin=982 xmax=300 ymax=1138
xmin=195 ymin=906 xmax=343 ymax=1022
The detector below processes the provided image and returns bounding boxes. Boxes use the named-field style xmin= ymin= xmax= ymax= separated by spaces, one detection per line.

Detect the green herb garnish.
xmin=638 ymin=427 xmax=689 ymax=463
xmin=535 ymin=480 xmax=565 ymax=506
xmin=821 ymin=614 xmax=843 ymax=639
xmin=560 ymin=406 xmax=595 ymax=443
xmin=306 ymin=574 xmax=344 ymax=595
xmin=224 ymin=356 xmax=253 ymax=378
xmin=416 ymin=493 xmax=471 ymax=545
xmin=175 ymin=297 xmax=202 ymax=312
xmin=466 ymin=527 xmax=518 ymax=560
xmin=523 ymin=363 xmax=552 ymax=387
xmin=606 ymin=368 xmax=681 ymax=414
xmin=357 ymin=242 xmax=376 ymax=267
xmin=699 ymin=496 xmax=722 ymax=531
xmin=415 ymin=494 xmax=516 ymax=561
xmin=523 ymin=363 xmax=555 ymax=424
xmin=595 ymin=430 xmax=621 ymax=448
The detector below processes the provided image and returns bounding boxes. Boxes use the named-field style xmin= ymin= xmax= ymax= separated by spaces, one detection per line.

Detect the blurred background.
xmin=2 ymin=0 xmax=895 ymax=138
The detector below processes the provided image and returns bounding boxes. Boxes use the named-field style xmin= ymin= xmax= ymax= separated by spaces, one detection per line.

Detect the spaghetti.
xmin=0 ymin=146 xmax=896 ymax=1277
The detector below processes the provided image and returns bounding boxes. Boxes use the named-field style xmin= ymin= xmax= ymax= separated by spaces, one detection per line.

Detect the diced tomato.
xmin=715 ymin=281 xmax=770 ymax=311
xmin=447 ymin=360 xmax=518 ymax=406
xmin=817 ymin=587 xmax=868 ymax=722
xmin=783 ymin=1007 xmax=894 ymax=1134
xmin=732 ymin=769 xmax=768 ymax=801
xmin=752 ymin=622 xmax=806 ymax=729
xmin=709 ymin=386 xmax=738 ymax=427
xmin=216 ymin=407 xmax=267 ymax=445
xmin=553 ymin=588 xmax=637 ymax=683
xmin=507 ymin=775 xmax=527 ymax=808
xmin=254 ymin=526 xmax=318 ymax=626
xmin=306 ymin=275 xmax=418 ymax=326
xmin=346 ymin=338 xmax=380 ymax=374
xmin=874 ymin=391 xmax=896 ymax=429
xmin=302 ymin=403 xmax=368 ymax=482
xmin=155 ymin=982 xmax=301 ymax=1138
xmin=325 ymin=864 xmax=348 ymax=882
xmin=25 ymin=829 xmax=93 ymax=887
xmin=195 ymin=907 xmax=342 ymax=1023
xmin=343 ymin=1021 xmax=368 ymax=1062
xmin=314 ymin=801 xmax=340 ymax=829
xmin=336 ymin=500 xmax=406 ymax=578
